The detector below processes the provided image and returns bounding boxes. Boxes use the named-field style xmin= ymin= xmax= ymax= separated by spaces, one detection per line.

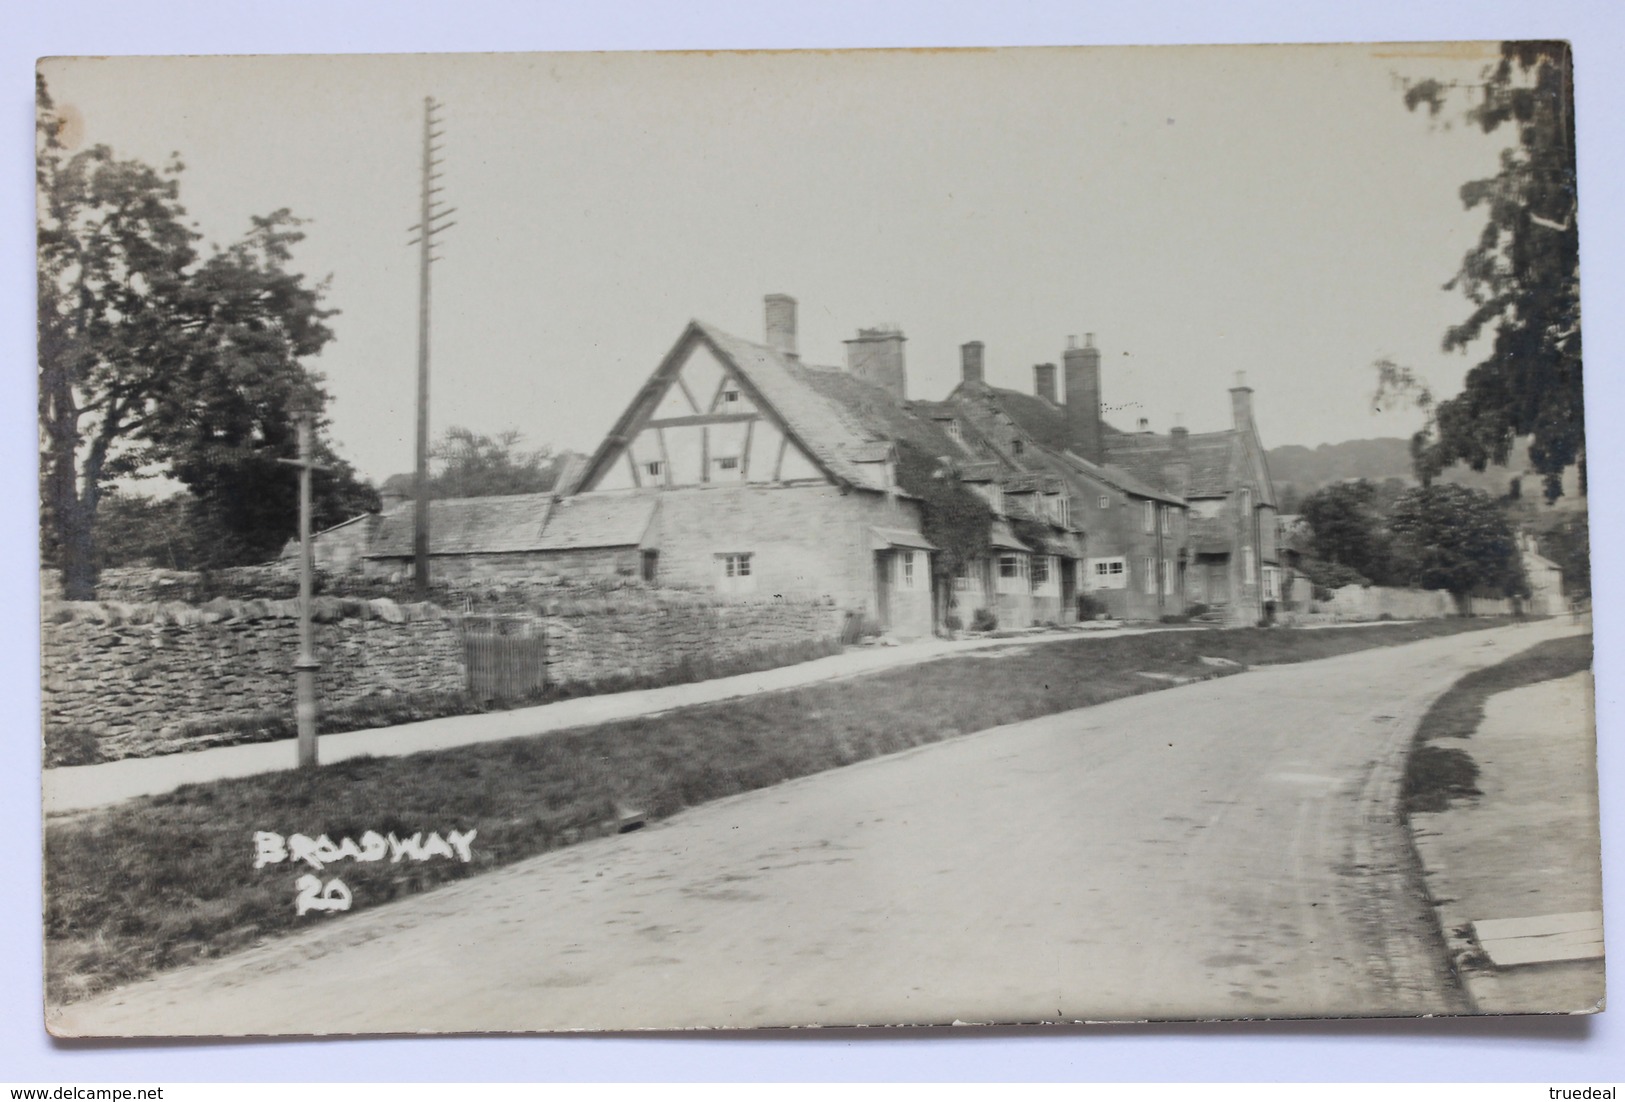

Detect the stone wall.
xmin=1280 ymin=580 xmax=1514 ymax=623
xmin=42 ymin=597 xmax=463 ymax=761
xmin=534 ymin=595 xmax=845 ymax=687
xmin=362 ymin=547 xmax=642 ymax=585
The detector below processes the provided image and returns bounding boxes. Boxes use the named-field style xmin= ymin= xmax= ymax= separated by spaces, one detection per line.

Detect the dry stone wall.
xmin=42 ymin=597 xmax=463 ymax=761
xmin=536 ymin=596 xmax=845 ymax=687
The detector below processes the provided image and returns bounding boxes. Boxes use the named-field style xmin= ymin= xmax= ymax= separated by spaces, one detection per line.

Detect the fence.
xmin=461 ymin=615 xmax=548 ymax=704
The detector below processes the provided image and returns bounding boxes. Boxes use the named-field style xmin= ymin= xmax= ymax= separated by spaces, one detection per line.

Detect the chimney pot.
xmin=960 ymin=341 xmax=985 ymax=386
xmin=764 ymin=294 xmax=798 ymax=359
xmin=1137 ymin=417 xmax=1150 ymax=432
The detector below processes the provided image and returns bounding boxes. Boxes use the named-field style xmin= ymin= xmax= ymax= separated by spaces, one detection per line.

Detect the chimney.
xmin=845 ymin=326 xmax=908 ymax=401
xmin=1166 ymin=423 xmax=1191 ymax=497
xmin=1137 ymin=417 xmax=1150 ymax=433
xmin=1033 ymin=363 xmax=1058 ymax=404
xmin=765 ymin=294 xmax=798 ymax=360
xmin=1064 ymin=333 xmax=1103 ymax=465
xmin=1230 ymin=369 xmax=1254 ymax=432
xmin=960 ymin=341 xmax=985 ymax=386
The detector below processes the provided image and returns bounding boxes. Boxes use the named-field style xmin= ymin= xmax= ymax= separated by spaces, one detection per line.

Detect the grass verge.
xmin=47 ymin=615 xmax=1512 ymax=1005
xmin=1401 ymin=632 xmax=1592 ymax=814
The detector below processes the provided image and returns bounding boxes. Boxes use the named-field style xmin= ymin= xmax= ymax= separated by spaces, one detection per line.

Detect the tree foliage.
xmin=1299 ymin=478 xmax=1407 ymax=586
xmin=1392 ymin=41 xmax=1582 ymax=502
xmin=893 ymin=440 xmax=991 ymax=581
xmin=419 ymin=427 xmax=561 ymax=498
xmin=1388 ymin=484 xmax=1526 ymax=598
xmin=37 ymin=76 xmax=370 ymax=594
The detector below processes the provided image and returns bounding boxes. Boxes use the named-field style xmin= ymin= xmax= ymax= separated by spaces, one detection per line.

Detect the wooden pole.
xmin=413 ymin=97 xmax=435 ymax=598
xmin=294 ymin=411 xmax=319 ymax=768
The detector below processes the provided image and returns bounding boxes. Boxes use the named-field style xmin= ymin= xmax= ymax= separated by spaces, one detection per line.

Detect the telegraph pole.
xmin=409 ymin=97 xmax=455 ymax=598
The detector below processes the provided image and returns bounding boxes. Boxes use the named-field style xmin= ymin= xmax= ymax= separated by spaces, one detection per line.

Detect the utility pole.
xmin=409 ymin=96 xmax=455 ymax=598
xmin=278 ymin=405 xmax=330 ymax=768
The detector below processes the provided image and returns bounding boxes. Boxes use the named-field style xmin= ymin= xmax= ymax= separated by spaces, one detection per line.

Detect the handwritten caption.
xmin=252 ymin=829 xmax=478 ymax=916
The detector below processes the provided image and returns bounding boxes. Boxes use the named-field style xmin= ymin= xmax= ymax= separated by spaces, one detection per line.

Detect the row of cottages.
xmin=296 ymin=294 xmax=1278 ymax=634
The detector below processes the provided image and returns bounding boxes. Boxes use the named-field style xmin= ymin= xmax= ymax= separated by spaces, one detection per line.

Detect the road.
xmin=51 ymin=619 xmax=1580 ymax=1035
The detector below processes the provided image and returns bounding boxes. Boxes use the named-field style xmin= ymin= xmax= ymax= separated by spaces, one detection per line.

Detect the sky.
xmin=40 ymin=43 xmax=1525 ymax=485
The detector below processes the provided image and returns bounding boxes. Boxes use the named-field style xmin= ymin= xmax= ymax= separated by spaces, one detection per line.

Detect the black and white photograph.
xmin=34 ymin=39 xmax=1599 ymax=1038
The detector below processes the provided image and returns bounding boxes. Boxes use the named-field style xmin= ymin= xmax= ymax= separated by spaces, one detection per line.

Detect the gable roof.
xmin=1107 ymin=431 xmax=1237 ymax=499
xmin=366 ymin=493 xmax=555 ymax=558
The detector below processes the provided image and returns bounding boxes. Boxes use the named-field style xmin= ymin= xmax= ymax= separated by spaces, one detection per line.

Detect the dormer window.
xmin=945 ymin=421 xmax=963 ymax=444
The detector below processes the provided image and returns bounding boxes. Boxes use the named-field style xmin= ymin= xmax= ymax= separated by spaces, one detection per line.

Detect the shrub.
xmin=1076 ymin=594 xmax=1107 ymax=621
xmin=970 ymin=607 xmax=998 ymax=633
xmin=943 ymin=613 xmax=964 ymax=633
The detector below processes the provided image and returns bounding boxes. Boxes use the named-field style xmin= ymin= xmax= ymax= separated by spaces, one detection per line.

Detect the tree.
xmin=38 ymin=77 xmax=364 ymax=595
xmin=1299 ymin=479 xmax=1406 ymax=586
xmin=1388 ymin=484 xmax=1526 ymax=599
xmin=1538 ymin=512 xmax=1589 ymax=598
xmin=1394 ymin=42 xmax=1582 ymax=502
xmin=428 ymin=427 xmax=558 ymax=498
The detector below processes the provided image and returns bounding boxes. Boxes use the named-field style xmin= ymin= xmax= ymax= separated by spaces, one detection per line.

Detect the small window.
xmin=644 ymin=460 xmax=664 ymax=478
xmin=1144 ymin=556 xmax=1157 ymax=595
xmin=715 ymin=456 xmax=740 ymax=471
xmin=720 ymin=552 xmax=752 ymax=577
xmin=945 ymin=421 xmax=963 ymax=444
xmin=721 ymin=388 xmax=741 ymax=404
xmin=1142 ymin=500 xmax=1155 ymax=534
xmin=1032 ymin=556 xmax=1050 ymax=585
xmin=902 ymin=551 xmax=915 ymax=589
xmin=1055 ymin=497 xmax=1070 ymax=527
xmin=999 ymin=555 xmax=1022 ymax=579
xmin=1098 ymin=495 xmax=1110 ymax=511
xmin=1012 ymin=438 xmax=1025 ymax=456
xmin=954 ymin=561 xmax=973 ymax=591
xmin=641 ymin=550 xmax=659 ymax=583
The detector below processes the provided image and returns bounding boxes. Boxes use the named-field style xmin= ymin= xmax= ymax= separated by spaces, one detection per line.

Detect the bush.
xmin=943 ymin=613 xmax=964 ymax=633
xmin=1076 ymin=594 xmax=1107 ymax=621
xmin=970 ymin=607 xmax=998 ymax=632
xmin=1298 ymin=556 xmax=1371 ymax=590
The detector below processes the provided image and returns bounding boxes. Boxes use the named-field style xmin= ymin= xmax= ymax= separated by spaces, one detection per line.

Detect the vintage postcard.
xmin=38 ymin=42 xmax=1597 ymax=1036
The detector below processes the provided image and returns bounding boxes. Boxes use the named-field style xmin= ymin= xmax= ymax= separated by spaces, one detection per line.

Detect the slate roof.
xmin=367 ymin=493 xmax=555 ymax=558
xmin=533 ymin=493 xmax=658 ymax=550
xmin=1107 ymin=431 xmax=1239 ymax=500
xmin=1052 ymin=446 xmax=1186 ymax=507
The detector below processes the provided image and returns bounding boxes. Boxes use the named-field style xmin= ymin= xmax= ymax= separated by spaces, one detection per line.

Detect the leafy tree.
xmin=1393 ymin=42 xmax=1582 ymax=502
xmin=1388 ymin=484 xmax=1526 ymax=599
xmin=37 ymin=77 xmax=367 ymax=594
xmin=1298 ymin=479 xmax=1409 ymax=586
xmin=1538 ymin=512 xmax=1589 ymax=598
xmin=429 ymin=427 xmax=558 ymax=498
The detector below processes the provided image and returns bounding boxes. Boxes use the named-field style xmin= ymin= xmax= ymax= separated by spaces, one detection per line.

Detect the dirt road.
xmin=52 ymin=619 xmax=1582 ymax=1035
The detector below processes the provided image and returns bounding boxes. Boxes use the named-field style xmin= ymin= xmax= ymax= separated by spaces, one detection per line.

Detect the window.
xmin=1243 ymin=546 xmax=1256 ymax=581
xmin=954 ymin=561 xmax=973 ymax=592
xmin=1055 ymin=497 xmax=1070 ymax=527
xmin=999 ymin=554 xmax=1023 ymax=579
xmin=721 ymin=388 xmax=741 ymax=404
xmin=641 ymin=550 xmax=659 ymax=583
xmin=1031 ymin=556 xmax=1050 ymax=585
xmin=1012 ymin=438 xmax=1025 ymax=456
xmin=902 ymin=551 xmax=915 ymax=589
xmin=1099 ymin=495 xmax=1110 ymax=511
xmin=1144 ymin=556 xmax=1157 ymax=595
xmin=945 ymin=421 xmax=963 ymax=444
xmin=644 ymin=460 xmax=664 ymax=478
xmin=717 ymin=552 xmax=755 ymax=593
xmin=1142 ymin=500 xmax=1155 ymax=534
xmin=715 ymin=456 xmax=740 ymax=471
xmin=1089 ymin=557 xmax=1127 ymax=590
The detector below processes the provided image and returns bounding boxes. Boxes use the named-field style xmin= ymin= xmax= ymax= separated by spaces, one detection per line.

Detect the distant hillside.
xmin=1266 ymin=437 xmax=1562 ymax=511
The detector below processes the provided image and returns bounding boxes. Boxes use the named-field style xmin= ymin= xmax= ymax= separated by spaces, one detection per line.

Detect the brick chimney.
xmin=960 ymin=341 xmax=985 ymax=386
xmin=845 ymin=326 xmax=908 ymax=400
xmin=1063 ymin=333 xmax=1103 ymax=465
xmin=1230 ymin=369 xmax=1254 ymax=432
xmin=765 ymin=294 xmax=798 ymax=360
xmin=1034 ymin=363 xmax=1058 ymax=404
